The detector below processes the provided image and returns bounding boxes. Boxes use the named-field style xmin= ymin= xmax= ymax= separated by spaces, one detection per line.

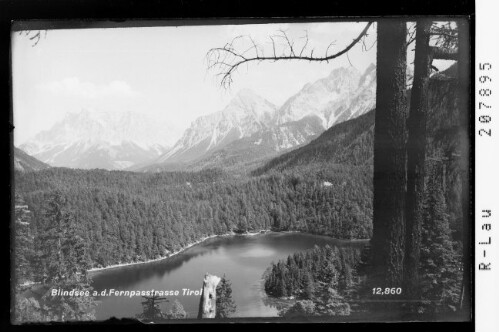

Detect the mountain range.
xmin=138 ymin=64 xmax=376 ymax=172
xmin=19 ymin=110 xmax=175 ymax=170
xmin=254 ymin=64 xmax=459 ymax=176
xmin=13 ymin=147 xmax=50 ymax=172
xmin=17 ymin=65 xmax=376 ymax=172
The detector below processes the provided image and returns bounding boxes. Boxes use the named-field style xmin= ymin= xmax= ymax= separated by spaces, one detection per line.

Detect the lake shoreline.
xmin=87 ymin=230 xmax=369 ymax=273
xmin=88 ymin=229 xmax=275 ymax=273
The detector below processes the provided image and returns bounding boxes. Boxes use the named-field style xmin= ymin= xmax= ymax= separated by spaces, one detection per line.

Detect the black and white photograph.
xmin=10 ymin=17 xmax=472 ymax=324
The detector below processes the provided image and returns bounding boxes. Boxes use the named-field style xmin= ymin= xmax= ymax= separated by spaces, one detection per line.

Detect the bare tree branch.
xmin=269 ymin=36 xmax=277 ymax=58
xmin=206 ymin=22 xmax=374 ymax=88
xmin=430 ymin=22 xmax=458 ymax=49
xmin=325 ymin=41 xmax=336 ymax=57
xmin=346 ymin=51 xmax=353 ymax=67
xmin=29 ymin=31 xmax=41 ymax=47
xmin=18 ymin=30 xmax=45 ymax=47
xmin=431 ymin=46 xmax=458 ymax=60
xmin=430 ymin=32 xmax=458 ymax=39
xmin=299 ymin=30 xmax=309 ymax=57
xmin=406 ymin=23 xmax=417 ymax=47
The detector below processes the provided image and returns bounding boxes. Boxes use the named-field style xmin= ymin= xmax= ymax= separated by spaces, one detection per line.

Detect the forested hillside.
xmin=256 ymin=66 xmax=458 ymax=172
xmin=264 ymin=245 xmax=362 ymax=299
xmin=14 ymin=65 xmax=461 ymax=272
xmin=253 ymin=110 xmax=375 ymax=175
xmin=255 ymin=65 xmax=463 ymax=235
xmin=254 ymin=60 xmax=465 ymax=317
xmin=14 ymin=147 xmax=50 ymax=172
xmin=16 ymin=165 xmax=372 ymax=269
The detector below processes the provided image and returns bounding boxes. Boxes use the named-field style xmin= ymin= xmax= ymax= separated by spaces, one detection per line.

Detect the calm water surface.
xmin=90 ymin=232 xmax=367 ymax=320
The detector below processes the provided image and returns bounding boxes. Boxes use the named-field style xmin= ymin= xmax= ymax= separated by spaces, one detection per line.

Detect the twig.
xmin=207 ymin=22 xmax=374 ymax=88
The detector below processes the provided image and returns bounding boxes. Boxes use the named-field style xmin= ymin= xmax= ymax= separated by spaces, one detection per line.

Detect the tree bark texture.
xmin=430 ymin=46 xmax=458 ymax=61
xmin=198 ymin=273 xmax=221 ymax=319
xmin=371 ymin=20 xmax=408 ymax=286
xmin=403 ymin=20 xmax=433 ymax=299
xmin=456 ymin=19 xmax=471 ymax=316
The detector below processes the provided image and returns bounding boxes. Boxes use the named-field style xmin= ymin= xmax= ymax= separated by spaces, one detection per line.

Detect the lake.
xmin=90 ymin=232 xmax=368 ymax=320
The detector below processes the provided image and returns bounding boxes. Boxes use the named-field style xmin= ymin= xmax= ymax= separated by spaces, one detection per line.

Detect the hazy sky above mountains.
xmin=12 ymin=21 xmax=381 ymax=145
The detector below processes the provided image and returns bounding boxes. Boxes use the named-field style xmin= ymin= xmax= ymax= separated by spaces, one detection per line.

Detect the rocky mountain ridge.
xmin=19 ymin=110 xmax=174 ymax=170
xmin=144 ymin=64 xmax=376 ymax=172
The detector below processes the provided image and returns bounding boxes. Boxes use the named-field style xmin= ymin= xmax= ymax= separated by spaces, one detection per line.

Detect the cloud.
xmin=40 ymin=78 xmax=140 ymax=99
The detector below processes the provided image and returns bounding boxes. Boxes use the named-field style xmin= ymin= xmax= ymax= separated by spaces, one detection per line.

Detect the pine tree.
xmin=167 ymin=299 xmax=187 ymax=319
xmin=281 ymin=300 xmax=316 ymax=318
xmin=38 ymin=191 xmax=67 ymax=284
xmin=137 ymin=295 xmax=168 ymax=321
xmin=13 ymin=297 xmax=44 ymax=323
xmin=12 ymin=194 xmax=39 ymax=324
xmin=302 ymin=273 xmax=315 ymax=300
xmin=215 ymin=275 xmax=237 ymax=318
xmin=315 ymin=288 xmax=351 ymax=316
xmin=419 ymin=165 xmax=461 ymax=313
xmin=404 ymin=19 xmax=433 ymax=300
xmin=316 ymin=259 xmax=338 ymax=290
xmin=14 ymin=194 xmax=35 ymax=286
xmin=35 ymin=191 xmax=96 ymax=321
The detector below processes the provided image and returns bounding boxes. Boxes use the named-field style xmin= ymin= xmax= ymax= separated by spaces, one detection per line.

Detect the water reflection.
xmin=91 ymin=232 xmax=367 ymax=320
xmin=91 ymin=237 xmax=221 ymax=290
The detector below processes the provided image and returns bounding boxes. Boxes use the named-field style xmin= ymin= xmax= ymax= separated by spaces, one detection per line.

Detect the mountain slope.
xmin=276 ymin=64 xmax=375 ymax=129
xmin=14 ymin=147 xmax=50 ymax=172
xmin=154 ymin=89 xmax=277 ymax=166
xmin=143 ymin=65 xmax=376 ymax=173
xmin=255 ymin=64 xmax=459 ymax=176
xmin=253 ymin=110 xmax=375 ymax=175
xmin=193 ymin=66 xmax=376 ymax=173
xmin=20 ymin=110 xmax=173 ymax=170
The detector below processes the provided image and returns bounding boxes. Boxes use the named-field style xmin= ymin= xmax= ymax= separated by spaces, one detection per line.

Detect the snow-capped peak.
xmin=156 ymin=90 xmax=277 ymax=164
xmin=276 ymin=65 xmax=375 ymax=129
xmin=19 ymin=109 xmax=176 ymax=170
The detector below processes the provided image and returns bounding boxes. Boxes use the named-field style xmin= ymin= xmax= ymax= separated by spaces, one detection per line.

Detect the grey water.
xmin=90 ymin=232 xmax=367 ymax=320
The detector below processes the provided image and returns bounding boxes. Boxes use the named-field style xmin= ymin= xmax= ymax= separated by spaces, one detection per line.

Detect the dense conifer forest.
xmin=15 ymin=164 xmax=373 ymax=269
xmin=264 ymin=245 xmax=362 ymax=299
xmin=263 ymin=161 xmax=462 ymax=316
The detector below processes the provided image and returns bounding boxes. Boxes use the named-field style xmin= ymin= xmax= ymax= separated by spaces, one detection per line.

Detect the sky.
xmin=12 ymin=21 xmax=380 ymax=145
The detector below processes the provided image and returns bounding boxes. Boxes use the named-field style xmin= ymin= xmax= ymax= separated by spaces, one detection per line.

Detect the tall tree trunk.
xmin=371 ymin=20 xmax=408 ymax=286
xmin=456 ymin=19 xmax=470 ymax=316
xmin=403 ymin=20 xmax=433 ymax=299
xmin=198 ymin=273 xmax=221 ymax=319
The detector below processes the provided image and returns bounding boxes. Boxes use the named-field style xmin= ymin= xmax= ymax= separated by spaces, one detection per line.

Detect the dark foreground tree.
xmin=403 ymin=19 xmax=433 ymax=299
xmin=456 ymin=20 xmax=471 ymax=314
xmin=40 ymin=194 xmax=96 ymax=321
xmin=216 ymin=275 xmax=237 ymax=318
xmin=206 ymin=20 xmax=412 ymax=288
xmin=16 ymin=192 xmax=96 ymax=322
xmin=419 ymin=164 xmax=461 ymax=313
xmin=370 ymin=20 xmax=408 ymax=286
xmin=12 ymin=194 xmax=38 ymax=324
xmin=14 ymin=194 xmax=35 ymax=286
xmin=403 ymin=20 xmax=468 ymax=310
